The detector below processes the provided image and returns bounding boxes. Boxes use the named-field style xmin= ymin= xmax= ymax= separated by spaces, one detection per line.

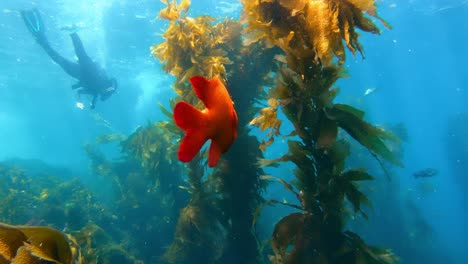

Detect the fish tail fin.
xmin=174 ymin=101 xmax=208 ymax=162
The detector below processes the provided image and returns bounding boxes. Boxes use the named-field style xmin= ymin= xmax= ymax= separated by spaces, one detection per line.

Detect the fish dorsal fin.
xmin=190 ymin=76 xmax=218 ymax=109
xmin=208 ymin=140 xmax=223 ymax=167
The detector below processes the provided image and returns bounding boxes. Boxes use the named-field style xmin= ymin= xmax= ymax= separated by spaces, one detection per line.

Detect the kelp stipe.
xmin=152 ymin=0 xmax=402 ymax=263
xmin=243 ymin=0 xmax=400 ymax=263
xmin=161 ymin=155 xmax=227 ymax=263
xmin=152 ymin=1 xmax=231 ymax=262
xmin=151 ymin=0 xmax=276 ymax=262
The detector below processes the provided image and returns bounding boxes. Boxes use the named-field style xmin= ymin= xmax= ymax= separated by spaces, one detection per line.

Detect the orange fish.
xmin=173 ymin=76 xmax=238 ymax=167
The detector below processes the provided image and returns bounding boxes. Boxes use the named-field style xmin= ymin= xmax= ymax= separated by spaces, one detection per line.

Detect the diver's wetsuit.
xmin=21 ymin=9 xmax=117 ymax=109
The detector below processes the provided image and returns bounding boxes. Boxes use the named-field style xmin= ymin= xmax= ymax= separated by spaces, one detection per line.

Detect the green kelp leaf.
xmin=330 ymin=139 xmax=351 ymax=174
xmin=333 ymin=169 xmax=373 ymax=217
xmin=122 ymin=126 xmax=143 ymax=146
xmin=319 ymin=66 xmax=344 ymax=92
xmin=95 ymin=133 xmax=126 ymax=144
xmin=257 ymin=154 xmax=290 ymax=167
xmin=345 ymin=182 xmax=372 ymax=216
xmin=260 ymin=137 xmax=275 ymax=152
xmin=178 ymin=185 xmax=193 ymax=194
xmin=341 ymin=169 xmax=374 ymax=182
xmin=320 ymin=87 xmax=340 ymax=108
xmin=282 ymin=130 xmax=298 ymax=139
xmin=270 ymin=77 xmax=292 ymax=100
xmin=362 ymin=247 xmax=399 ymax=264
xmin=260 ymin=175 xmax=300 ymax=198
xmin=159 ymin=103 xmax=173 ymax=119
xmin=252 ymin=199 xmax=304 ymax=227
xmin=156 ymin=120 xmax=180 ymax=136
xmin=317 ymin=117 xmax=338 ymax=149
xmin=333 ymin=104 xmax=365 ymax=119
xmin=271 ymin=212 xmax=305 ymax=257
xmin=287 ymin=140 xmax=311 ymax=158
xmin=325 ymin=104 xmax=403 ymax=167
xmin=286 ymin=140 xmax=314 ymax=169
xmin=340 ymin=231 xmax=398 ymax=264
xmin=120 ymin=122 xmax=178 ymax=168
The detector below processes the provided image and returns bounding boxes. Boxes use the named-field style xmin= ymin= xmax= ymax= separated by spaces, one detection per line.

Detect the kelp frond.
xmin=252 ymin=199 xmax=304 ymax=228
xmin=260 ymin=175 xmax=301 ymax=198
xmin=158 ymin=0 xmax=190 ymax=21
xmin=0 ymin=223 xmax=83 ymax=264
xmin=239 ymin=0 xmax=398 ymax=263
xmin=270 ymin=212 xmax=306 ymax=262
xmin=95 ymin=133 xmax=126 ymax=144
xmin=241 ymin=0 xmax=390 ymax=65
xmin=325 ymin=104 xmax=403 ymax=167
xmin=334 ymin=169 xmax=374 ymax=218
xmin=339 ymin=231 xmax=399 ymax=263
xmin=152 ymin=0 xmax=242 ymax=104
xmin=249 ymin=98 xmax=282 ymax=152
xmin=121 ymin=124 xmax=178 ymax=169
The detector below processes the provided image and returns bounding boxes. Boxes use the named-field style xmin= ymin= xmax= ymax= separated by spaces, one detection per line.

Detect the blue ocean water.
xmin=0 ymin=0 xmax=467 ymax=263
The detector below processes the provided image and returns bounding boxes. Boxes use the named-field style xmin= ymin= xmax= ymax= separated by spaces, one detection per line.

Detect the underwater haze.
xmin=0 ymin=0 xmax=467 ymax=263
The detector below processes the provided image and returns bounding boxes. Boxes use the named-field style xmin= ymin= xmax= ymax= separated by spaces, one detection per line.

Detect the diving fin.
xmin=21 ymin=8 xmax=45 ymax=40
xmin=71 ymin=81 xmax=82 ymax=90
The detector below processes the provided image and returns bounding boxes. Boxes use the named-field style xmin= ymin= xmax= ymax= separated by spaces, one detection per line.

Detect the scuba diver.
xmin=21 ymin=9 xmax=117 ymax=109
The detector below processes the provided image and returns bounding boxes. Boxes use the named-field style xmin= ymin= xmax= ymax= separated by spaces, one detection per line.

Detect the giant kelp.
xmin=161 ymin=154 xmax=227 ymax=263
xmin=152 ymin=0 xmax=402 ymax=262
xmin=0 ymin=160 xmax=104 ymax=231
xmin=84 ymin=122 xmax=187 ymax=263
xmin=0 ymin=121 xmax=185 ymax=263
xmin=151 ymin=0 xmax=277 ymax=262
xmin=0 ymin=160 xmax=129 ymax=263
xmin=152 ymin=0 xmax=236 ymax=102
xmin=242 ymin=0 xmax=390 ymax=67
xmin=152 ymin=3 xmax=232 ymax=261
xmin=0 ymin=222 xmax=83 ymax=264
xmin=0 ymin=0 xmax=408 ymax=262
xmin=243 ymin=0 xmax=400 ymax=263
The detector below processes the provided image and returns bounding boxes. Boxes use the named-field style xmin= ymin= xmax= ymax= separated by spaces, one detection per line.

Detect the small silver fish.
xmin=413 ymin=168 xmax=438 ymax=178
xmin=364 ymin=87 xmax=377 ymax=96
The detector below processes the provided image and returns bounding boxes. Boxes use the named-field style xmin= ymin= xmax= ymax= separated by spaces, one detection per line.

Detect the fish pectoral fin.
xmin=208 ymin=140 xmax=223 ymax=167
xmin=178 ymin=130 xmax=208 ymax=163
xmin=174 ymin=101 xmax=204 ymax=130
